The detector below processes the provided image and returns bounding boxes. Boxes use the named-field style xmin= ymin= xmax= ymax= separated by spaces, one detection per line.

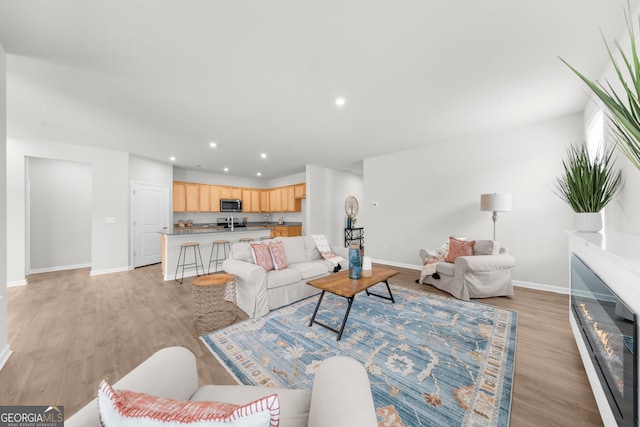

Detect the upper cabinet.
xmin=173 ymin=181 xmax=306 ymax=213
xmin=173 ymin=182 xmax=186 ymax=212
xmin=294 ymin=183 xmax=306 ymax=199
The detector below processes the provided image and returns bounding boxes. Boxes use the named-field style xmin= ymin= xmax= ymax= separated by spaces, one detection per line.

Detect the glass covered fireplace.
xmin=571 ymin=254 xmax=637 ymax=426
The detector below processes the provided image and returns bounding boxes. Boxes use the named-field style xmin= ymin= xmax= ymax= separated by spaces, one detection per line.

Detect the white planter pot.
xmin=574 ymin=212 xmax=603 ymax=232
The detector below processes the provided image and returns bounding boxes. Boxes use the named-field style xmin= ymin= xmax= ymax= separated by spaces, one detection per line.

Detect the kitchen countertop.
xmin=161 ymin=222 xmax=302 ymax=236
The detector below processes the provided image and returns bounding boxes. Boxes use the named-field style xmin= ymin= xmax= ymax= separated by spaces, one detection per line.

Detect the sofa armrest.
xmin=222 ymin=258 xmax=269 ymax=318
xmin=308 ymin=356 xmax=377 ymax=427
xmin=455 ymin=254 xmax=516 ymax=272
xmin=330 ymin=245 xmax=349 ymax=266
xmin=65 ymin=346 xmax=199 ymax=427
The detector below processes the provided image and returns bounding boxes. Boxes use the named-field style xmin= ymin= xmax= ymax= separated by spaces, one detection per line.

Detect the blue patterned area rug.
xmin=201 ymin=284 xmax=517 ymax=427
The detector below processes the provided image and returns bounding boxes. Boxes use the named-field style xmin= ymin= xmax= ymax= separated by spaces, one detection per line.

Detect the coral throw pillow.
xmin=250 ymin=243 xmax=274 ymax=271
xmin=98 ymin=379 xmax=280 ymax=427
xmin=445 ymin=237 xmax=475 ymax=263
xmin=269 ymin=241 xmax=288 ymax=271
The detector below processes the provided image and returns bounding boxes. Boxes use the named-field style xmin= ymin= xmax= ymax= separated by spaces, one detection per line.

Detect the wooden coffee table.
xmin=307 ymin=267 xmax=399 ymax=340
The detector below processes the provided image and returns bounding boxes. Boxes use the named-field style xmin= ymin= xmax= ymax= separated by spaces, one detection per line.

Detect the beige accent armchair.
xmin=418 ymin=240 xmax=516 ymax=300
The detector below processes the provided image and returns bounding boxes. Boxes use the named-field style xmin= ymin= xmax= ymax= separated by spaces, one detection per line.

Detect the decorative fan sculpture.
xmin=345 ymin=196 xmax=359 ymax=218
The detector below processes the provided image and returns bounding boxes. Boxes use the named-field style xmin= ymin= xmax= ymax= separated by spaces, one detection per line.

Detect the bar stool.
xmin=208 ymin=240 xmax=231 ymax=274
xmin=175 ymin=242 xmax=204 ymax=284
xmin=260 ymin=236 xmax=271 ymax=241
xmin=239 ymin=237 xmax=254 ymax=243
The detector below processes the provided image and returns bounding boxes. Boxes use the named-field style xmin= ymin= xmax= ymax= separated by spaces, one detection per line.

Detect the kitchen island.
xmin=159 ymin=223 xmax=302 ymax=281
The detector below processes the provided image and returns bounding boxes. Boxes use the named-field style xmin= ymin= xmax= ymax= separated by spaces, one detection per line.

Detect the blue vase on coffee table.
xmin=349 ymin=245 xmax=362 ymax=279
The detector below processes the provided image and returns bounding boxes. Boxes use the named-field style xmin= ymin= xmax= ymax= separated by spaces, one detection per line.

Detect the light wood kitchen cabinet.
xmin=241 ymin=188 xmax=262 ymax=213
xmin=184 ymin=183 xmax=200 ymax=212
xmin=199 ymin=185 xmax=211 ymax=211
xmin=272 ymin=225 xmax=302 ymax=238
xmin=173 ymin=181 xmax=305 ymax=213
xmin=281 ymin=186 xmax=295 ymax=212
xmin=220 ymin=186 xmax=241 ymax=200
xmin=269 ymin=188 xmax=282 ymax=212
xmin=251 ymin=189 xmax=261 ymax=213
xmin=209 ymin=185 xmax=221 ymax=212
xmin=242 ymin=189 xmax=252 ymax=212
xmin=261 ymin=190 xmax=270 ymax=212
xmin=173 ymin=182 xmax=186 ymax=211
xmin=294 ymin=183 xmax=306 ymax=199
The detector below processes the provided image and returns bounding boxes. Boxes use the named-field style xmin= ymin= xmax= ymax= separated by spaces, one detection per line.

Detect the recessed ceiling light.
xmin=209 ymin=142 xmax=218 ymax=148
xmin=257 ymin=172 xmax=262 ymax=176
xmin=169 ymin=156 xmax=176 ymax=162
xmin=260 ymin=153 xmax=267 ymax=159
xmin=335 ymin=97 xmax=346 ymax=107
xmin=223 ymin=167 xmax=229 ymax=172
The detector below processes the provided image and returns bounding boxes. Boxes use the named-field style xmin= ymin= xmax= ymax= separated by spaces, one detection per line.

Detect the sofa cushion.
xmin=302 ymin=236 xmax=322 ymax=261
xmin=191 ymin=385 xmax=311 ymax=427
xmin=288 ymin=262 xmax=329 ymax=279
xmin=266 ymin=268 xmax=303 ymax=289
xmin=278 ymin=237 xmax=306 ymax=265
xmin=231 ymin=243 xmax=254 ymax=264
xmin=445 ymin=237 xmax=475 ymax=263
xmin=97 ymin=379 xmax=280 ymax=427
xmin=474 ymin=240 xmax=500 ymax=256
xmin=269 ymin=241 xmax=288 ymax=271
xmin=251 ymin=243 xmax=274 ymax=271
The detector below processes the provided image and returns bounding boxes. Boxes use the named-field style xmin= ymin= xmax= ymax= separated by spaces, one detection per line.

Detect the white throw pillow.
xmin=97 ymin=379 xmax=280 ymax=427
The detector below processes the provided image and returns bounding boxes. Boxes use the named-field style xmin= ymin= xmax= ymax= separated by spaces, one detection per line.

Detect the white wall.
xmin=7 ymin=138 xmax=130 ymax=284
xmin=306 ymin=165 xmax=364 ymax=248
xmin=363 ymin=114 xmax=583 ymax=289
xmin=0 ymin=41 xmax=10 ymax=368
xmin=28 ymin=157 xmax=92 ymax=273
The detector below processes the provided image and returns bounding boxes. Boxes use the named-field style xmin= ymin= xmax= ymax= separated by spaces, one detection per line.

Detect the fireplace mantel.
xmin=567 ymin=230 xmax=640 ymax=427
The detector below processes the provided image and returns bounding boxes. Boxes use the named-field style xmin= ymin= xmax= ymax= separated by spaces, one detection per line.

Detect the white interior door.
xmin=132 ymin=183 xmax=169 ymax=268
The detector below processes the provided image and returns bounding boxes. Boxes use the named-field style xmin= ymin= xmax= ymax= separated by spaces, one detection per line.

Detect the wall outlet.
xmin=105 ymin=217 xmax=116 ymax=224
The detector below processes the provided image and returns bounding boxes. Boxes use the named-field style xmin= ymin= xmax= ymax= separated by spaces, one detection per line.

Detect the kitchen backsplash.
xmin=173 ymin=212 xmax=302 ymax=225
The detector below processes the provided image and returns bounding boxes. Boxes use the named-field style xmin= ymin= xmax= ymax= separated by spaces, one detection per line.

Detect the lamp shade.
xmin=480 ymin=193 xmax=512 ymax=212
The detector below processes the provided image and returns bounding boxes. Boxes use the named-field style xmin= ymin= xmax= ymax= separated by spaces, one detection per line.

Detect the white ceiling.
xmin=1 ymin=0 xmax=638 ymax=179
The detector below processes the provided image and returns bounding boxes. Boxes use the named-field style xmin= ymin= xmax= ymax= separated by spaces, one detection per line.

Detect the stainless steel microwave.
xmin=220 ymin=199 xmax=242 ymax=212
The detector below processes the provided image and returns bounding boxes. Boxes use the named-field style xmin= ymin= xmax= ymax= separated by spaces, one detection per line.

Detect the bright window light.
xmin=586 ymin=109 xmax=604 ymax=163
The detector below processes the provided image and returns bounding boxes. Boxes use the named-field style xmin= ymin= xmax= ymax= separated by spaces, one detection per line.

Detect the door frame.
xmin=130 ymin=181 xmax=170 ymax=268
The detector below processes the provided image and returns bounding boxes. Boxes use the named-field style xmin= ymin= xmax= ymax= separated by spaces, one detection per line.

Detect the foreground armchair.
xmin=418 ymin=239 xmax=515 ymax=300
xmin=66 ymin=346 xmax=377 ymax=427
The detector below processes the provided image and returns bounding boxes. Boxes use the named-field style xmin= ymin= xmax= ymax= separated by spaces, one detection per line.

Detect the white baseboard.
xmin=0 ymin=344 xmax=13 ymax=371
xmin=513 ymin=280 xmax=569 ymax=295
xmin=371 ymin=258 xmax=569 ymax=295
xmin=371 ymin=258 xmax=421 ymax=271
xmin=90 ymin=266 xmax=132 ymax=276
xmin=7 ymin=279 xmax=28 ymax=287
xmin=29 ymin=263 xmax=91 ymax=275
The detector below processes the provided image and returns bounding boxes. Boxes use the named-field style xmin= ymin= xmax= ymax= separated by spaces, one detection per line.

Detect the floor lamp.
xmin=480 ymin=193 xmax=512 ymax=241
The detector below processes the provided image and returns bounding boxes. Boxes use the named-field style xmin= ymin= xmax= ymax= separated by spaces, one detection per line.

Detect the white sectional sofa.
xmin=222 ymin=236 xmax=348 ymax=318
xmin=66 ymin=346 xmax=378 ymax=427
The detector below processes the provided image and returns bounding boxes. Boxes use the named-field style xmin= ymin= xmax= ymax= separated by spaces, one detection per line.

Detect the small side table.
xmin=192 ymin=273 xmax=237 ymax=334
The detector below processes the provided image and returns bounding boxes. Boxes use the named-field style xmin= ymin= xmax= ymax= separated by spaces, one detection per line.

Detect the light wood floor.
xmin=0 ymin=264 xmax=602 ymax=426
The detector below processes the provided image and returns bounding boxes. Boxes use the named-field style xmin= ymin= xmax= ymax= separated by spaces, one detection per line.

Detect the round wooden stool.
xmin=192 ymin=273 xmax=236 ymax=334
xmin=260 ymin=236 xmax=271 ymax=241
xmin=239 ymin=237 xmax=254 ymax=243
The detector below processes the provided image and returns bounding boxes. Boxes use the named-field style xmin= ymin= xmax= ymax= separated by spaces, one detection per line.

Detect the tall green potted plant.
xmin=553 ymin=142 xmax=623 ymax=232
xmin=560 ymin=11 xmax=640 ymax=172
